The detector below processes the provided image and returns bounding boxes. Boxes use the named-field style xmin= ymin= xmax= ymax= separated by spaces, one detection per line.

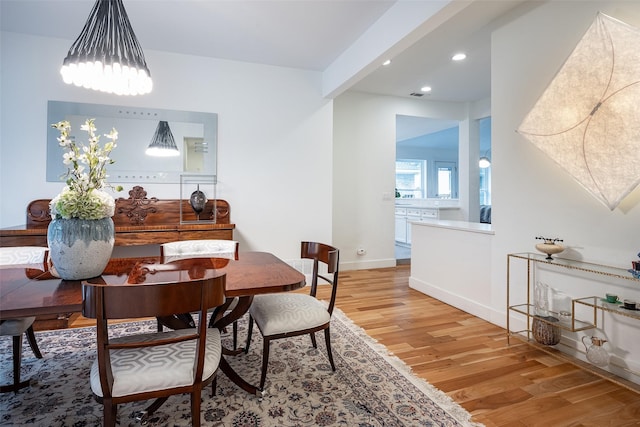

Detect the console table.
xmin=507 ymin=253 xmax=640 ymax=393
xmin=0 ymin=186 xmax=235 ymax=247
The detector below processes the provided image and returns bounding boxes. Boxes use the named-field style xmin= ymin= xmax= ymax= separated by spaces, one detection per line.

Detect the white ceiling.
xmin=0 ymin=0 xmax=396 ymax=71
xmin=0 ymin=0 xmax=528 ymax=139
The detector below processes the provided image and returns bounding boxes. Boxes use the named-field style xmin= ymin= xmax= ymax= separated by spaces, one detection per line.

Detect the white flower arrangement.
xmin=50 ymin=119 xmax=123 ymax=220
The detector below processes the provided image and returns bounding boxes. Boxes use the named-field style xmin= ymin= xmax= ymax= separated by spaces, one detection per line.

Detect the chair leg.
xmin=12 ymin=335 xmax=21 ymax=386
xmin=0 ymin=335 xmax=30 ymax=393
xmin=103 ymin=400 xmax=117 ymax=427
xmin=324 ymin=327 xmax=336 ymax=371
xmin=232 ymin=321 xmax=238 ymax=350
xmin=191 ymin=390 xmax=202 ymax=427
xmin=26 ymin=327 xmax=43 ymax=359
xmin=259 ymin=338 xmax=271 ymax=391
xmin=245 ymin=316 xmax=254 ymax=354
xmin=310 ymin=332 xmax=318 ymax=348
xmin=13 ymin=334 xmax=22 ymax=385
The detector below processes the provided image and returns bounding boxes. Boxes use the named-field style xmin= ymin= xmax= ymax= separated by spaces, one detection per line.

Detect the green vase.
xmin=47 ymin=217 xmax=115 ymax=280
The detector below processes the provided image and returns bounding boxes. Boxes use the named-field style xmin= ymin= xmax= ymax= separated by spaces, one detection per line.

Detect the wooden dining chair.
xmin=159 ymin=239 xmax=241 ymax=348
xmin=0 ymin=246 xmax=46 ymax=393
xmin=245 ymin=241 xmax=339 ymax=390
xmin=82 ymin=274 xmax=226 ymax=427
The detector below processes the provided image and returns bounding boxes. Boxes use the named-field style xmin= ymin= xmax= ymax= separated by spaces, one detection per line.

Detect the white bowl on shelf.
xmin=535 ymin=243 xmax=564 ymax=260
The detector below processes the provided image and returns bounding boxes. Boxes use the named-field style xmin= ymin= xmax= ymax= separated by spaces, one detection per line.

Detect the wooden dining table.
xmin=0 ymin=251 xmax=306 ymax=395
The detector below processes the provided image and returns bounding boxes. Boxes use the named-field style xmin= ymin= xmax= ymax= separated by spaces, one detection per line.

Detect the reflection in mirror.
xmin=47 ymin=101 xmax=217 ymax=184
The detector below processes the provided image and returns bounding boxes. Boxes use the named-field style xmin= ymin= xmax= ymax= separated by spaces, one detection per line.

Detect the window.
xmin=479 ymin=117 xmax=492 ymax=206
xmin=480 ymin=167 xmax=491 ymax=205
xmin=434 ymin=161 xmax=457 ymax=199
xmin=395 ymin=160 xmax=426 ymax=198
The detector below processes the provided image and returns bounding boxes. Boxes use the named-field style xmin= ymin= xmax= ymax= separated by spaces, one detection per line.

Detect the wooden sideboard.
xmin=0 ymin=186 xmax=235 ymax=248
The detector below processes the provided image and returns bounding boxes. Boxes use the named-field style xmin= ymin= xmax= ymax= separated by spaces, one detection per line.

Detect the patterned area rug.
xmin=0 ymin=309 xmax=481 ymax=426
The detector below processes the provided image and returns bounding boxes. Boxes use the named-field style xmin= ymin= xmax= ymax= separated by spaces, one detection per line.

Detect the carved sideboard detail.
xmin=116 ymin=186 xmax=159 ymax=225
xmin=2 ymin=186 xmax=234 ymax=247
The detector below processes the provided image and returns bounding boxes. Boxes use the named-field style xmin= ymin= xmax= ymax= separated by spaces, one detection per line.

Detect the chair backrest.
xmin=301 ymin=241 xmax=339 ymax=314
xmin=0 ymin=246 xmax=48 ymax=268
xmin=160 ymin=239 xmax=239 ymax=263
xmin=82 ymin=274 xmax=226 ymax=398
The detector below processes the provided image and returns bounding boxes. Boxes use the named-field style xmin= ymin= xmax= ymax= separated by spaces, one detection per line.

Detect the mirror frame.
xmin=47 ymin=101 xmax=217 ymax=184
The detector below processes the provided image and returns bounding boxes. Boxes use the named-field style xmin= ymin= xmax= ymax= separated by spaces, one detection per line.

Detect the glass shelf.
xmin=575 ymin=296 xmax=640 ymax=321
xmin=507 ymin=254 xmax=640 ymax=335
xmin=508 ymin=303 xmax=595 ymax=332
xmin=508 ymin=252 xmax=640 ymax=283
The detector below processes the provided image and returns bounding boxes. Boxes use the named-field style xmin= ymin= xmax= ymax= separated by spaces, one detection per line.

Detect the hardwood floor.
xmin=69 ymin=265 xmax=640 ymax=426
xmin=321 ymin=266 xmax=640 ymax=427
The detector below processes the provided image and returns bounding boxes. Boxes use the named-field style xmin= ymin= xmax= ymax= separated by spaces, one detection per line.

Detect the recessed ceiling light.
xmin=382 ymin=59 xmax=392 ymax=66
xmin=452 ymin=53 xmax=466 ymax=61
xmin=421 ymin=86 xmax=432 ymax=93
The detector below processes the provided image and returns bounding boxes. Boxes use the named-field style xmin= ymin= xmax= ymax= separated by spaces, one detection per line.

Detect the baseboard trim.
xmin=409 ymin=275 xmax=501 ymax=327
xmin=341 ymin=258 xmax=397 ymax=271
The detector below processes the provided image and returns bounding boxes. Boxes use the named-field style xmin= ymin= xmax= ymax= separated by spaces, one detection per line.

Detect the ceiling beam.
xmin=321 ymin=0 xmax=475 ymax=99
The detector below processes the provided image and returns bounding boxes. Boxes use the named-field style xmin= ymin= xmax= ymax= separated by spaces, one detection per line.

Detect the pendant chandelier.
xmin=61 ymin=0 xmax=152 ymax=96
xmin=146 ymin=121 xmax=179 ymax=157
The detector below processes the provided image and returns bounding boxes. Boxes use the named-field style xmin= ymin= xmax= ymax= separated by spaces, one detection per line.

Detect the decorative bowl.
xmin=535 ymin=243 xmax=565 ymax=260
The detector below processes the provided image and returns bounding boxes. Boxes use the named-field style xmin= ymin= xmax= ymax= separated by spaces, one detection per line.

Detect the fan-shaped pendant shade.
xmin=61 ymin=0 xmax=152 ymax=96
xmin=517 ymin=12 xmax=640 ymax=210
xmin=146 ymin=121 xmax=179 ymax=157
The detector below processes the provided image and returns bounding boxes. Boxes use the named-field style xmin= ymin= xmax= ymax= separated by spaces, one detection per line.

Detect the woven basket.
xmin=532 ymin=315 xmax=561 ymax=345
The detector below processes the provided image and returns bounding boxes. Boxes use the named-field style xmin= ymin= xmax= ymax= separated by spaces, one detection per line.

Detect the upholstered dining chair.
xmin=0 ymin=246 xmax=46 ymax=393
xmin=245 ymin=241 xmax=339 ymax=390
xmin=82 ymin=274 xmax=226 ymax=427
xmin=160 ymin=239 xmax=239 ymax=263
xmin=160 ymin=239 xmax=241 ymax=348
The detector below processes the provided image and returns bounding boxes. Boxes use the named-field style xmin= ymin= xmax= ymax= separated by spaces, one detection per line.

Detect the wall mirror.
xmin=47 ymin=101 xmax=217 ymax=184
xmin=395 ymin=115 xmax=460 ymax=199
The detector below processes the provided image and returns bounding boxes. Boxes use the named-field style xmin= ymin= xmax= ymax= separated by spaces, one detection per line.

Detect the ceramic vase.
xmin=47 ymin=217 xmax=115 ymax=280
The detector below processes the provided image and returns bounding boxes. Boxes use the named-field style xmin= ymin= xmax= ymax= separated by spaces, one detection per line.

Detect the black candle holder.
xmin=189 ymin=184 xmax=207 ymax=220
xmin=179 ymin=174 xmax=216 ymax=224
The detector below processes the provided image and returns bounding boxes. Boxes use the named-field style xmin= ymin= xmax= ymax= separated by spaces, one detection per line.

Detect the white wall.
xmin=333 ymin=92 xmax=468 ymax=269
xmin=410 ymin=222 xmax=494 ymax=320
xmin=491 ymin=0 xmax=640 ymax=318
xmin=0 ymin=32 xmax=332 ymax=260
xmin=493 ymin=1 xmax=640 ymax=382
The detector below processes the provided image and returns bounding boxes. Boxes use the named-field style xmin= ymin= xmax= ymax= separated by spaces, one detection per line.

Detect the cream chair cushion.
xmin=0 ymin=246 xmax=44 ymax=338
xmin=161 ymin=240 xmax=238 ymax=262
xmin=0 ymin=246 xmax=47 ymax=268
xmin=0 ymin=317 xmax=36 ymax=336
xmin=249 ymin=294 xmax=330 ymax=336
xmin=90 ymin=328 xmax=222 ymax=398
